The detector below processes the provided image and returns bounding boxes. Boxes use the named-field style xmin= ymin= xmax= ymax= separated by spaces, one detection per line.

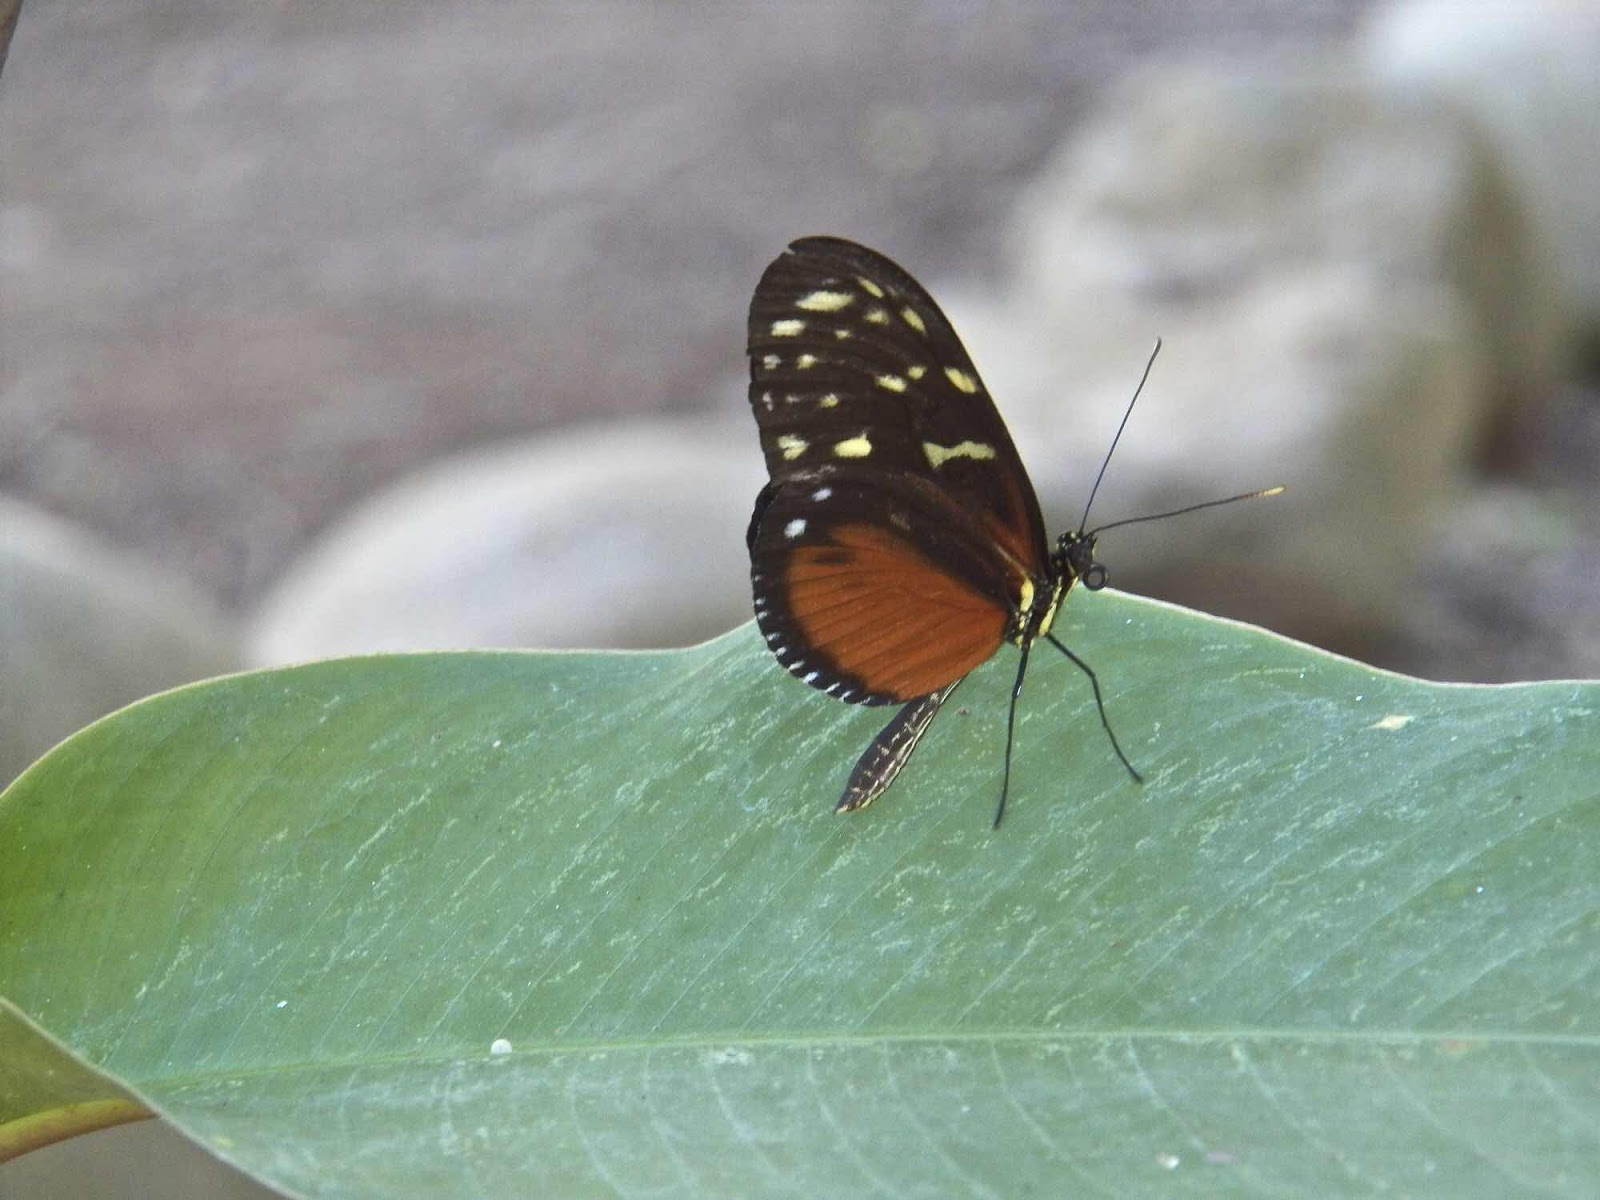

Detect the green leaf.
xmin=3 ymin=592 xmax=1598 ymax=1197
xmin=0 ymin=999 xmax=151 ymax=1159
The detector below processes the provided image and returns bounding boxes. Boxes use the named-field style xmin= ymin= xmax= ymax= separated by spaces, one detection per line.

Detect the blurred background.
xmin=2 ymin=1 xmax=1597 ymax=1194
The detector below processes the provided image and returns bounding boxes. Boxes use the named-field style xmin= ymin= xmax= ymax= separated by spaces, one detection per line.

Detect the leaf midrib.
xmin=112 ymin=1023 xmax=1600 ymax=1093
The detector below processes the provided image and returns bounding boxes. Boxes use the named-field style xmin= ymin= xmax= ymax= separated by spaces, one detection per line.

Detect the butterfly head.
xmin=1056 ymin=529 xmax=1108 ymax=591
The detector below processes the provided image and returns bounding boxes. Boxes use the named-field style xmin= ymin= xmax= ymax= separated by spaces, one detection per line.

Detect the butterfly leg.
xmin=1044 ymin=633 xmax=1143 ymax=786
xmin=993 ymin=639 xmax=1034 ymax=829
xmin=837 ymin=680 xmax=963 ymax=814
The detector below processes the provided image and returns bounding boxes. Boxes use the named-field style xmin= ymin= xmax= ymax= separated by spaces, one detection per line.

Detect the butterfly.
xmin=744 ymin=236 xmax=1277 ymax=826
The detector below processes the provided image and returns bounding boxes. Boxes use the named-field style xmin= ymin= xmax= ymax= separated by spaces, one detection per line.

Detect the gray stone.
xmin=1365 ymin=0 xmax=1600 ymax=333
xmin=0 ymin=500 xmax=239 ymax=785
xmin=1011 ymin=52 xmax=1565 ymax=414
xmin=248 ymin=418 xmax=765 ymax=665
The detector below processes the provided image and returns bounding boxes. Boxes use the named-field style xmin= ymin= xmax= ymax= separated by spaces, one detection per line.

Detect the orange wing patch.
xmin=785 ymin=523 xmax=1011 ymax=702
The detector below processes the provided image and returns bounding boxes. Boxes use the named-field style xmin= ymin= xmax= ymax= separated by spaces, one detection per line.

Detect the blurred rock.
xmin=1011 ymin=53 xmax=1564 ymax=416
xmin=248 ymin=418 xmax=765 ymax=664
xmin=0 ymin=499 xmax=240 ymax=785
xmin=1397 ymin=481 xmax=1598 ymax=683
xmin=930 ymin=48 xmax=1575 ymax=653
xmin=1364 ymin=0 xmax=1600 ymax=336
xmin=947 ymin=264 xmax=1484 ymax=652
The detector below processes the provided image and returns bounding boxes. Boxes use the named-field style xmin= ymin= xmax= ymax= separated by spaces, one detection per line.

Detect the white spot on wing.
xmin=812 ymin=486 xmax=833 ymax=501
xmin=784 ymin=518 xmax=807 ymax=539
xmin=771 ymin=319 xmax=805 ymax=337
xmin=777 ymin=434 xmax=808 ymax=460
xmin=804 ymin=671 xmax=820 ymax=684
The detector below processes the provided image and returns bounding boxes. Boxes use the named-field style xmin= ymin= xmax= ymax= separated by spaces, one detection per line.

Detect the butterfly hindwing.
xmin=748 ymin=467 xmax=1027 ymax=705
xmin=747 ymin=236 xmax=1049 ymax=571
xmin=836 ymin=680 xmax=963 ymax=813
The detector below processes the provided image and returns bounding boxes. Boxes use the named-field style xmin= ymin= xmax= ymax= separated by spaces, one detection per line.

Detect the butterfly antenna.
xmin=1077 ymin=338 xmax=1162 ymax=535
xmin=1088 ymin=485 xmax=1286 ymax=537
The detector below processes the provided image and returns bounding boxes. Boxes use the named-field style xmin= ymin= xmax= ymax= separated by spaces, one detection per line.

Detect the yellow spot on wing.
xmin=819 ymin=393 xmax=840 ymax=408
xmin=922 ymin=440 xmax=997 ymax=468
xmin=771 ymin=319 xmax=805 ymax=337
xmin=1371 ymin=714 xmax=1414 ymax=731
xmin=797 ymin=353 xmax=818 ymax=369
xmin=797 ymin=289 xmax=854 ymax=312
xmin=944 ymin=366 xmax=979 ymax=394
xmin=833 ymin=435 xmax=873 ymax=458
xmin=907 ymin=365 xmax=926 ymax=380
xmin=901 ymin=307 xmax=926 ymax=334
xmin=834 ymin=328 xmax=854 ymax=340
xmin=777 ymin=434 xmax=808 ymax=461
xmin=865 ymin=307 xmax=890 ymax=325
xmin=858 ymin=276 xmax=885 ymax=299
xmin=1018 ymin=577 xmax=1035 ymax=617
xmin=876 ymin=374 xmax=907 ymax=393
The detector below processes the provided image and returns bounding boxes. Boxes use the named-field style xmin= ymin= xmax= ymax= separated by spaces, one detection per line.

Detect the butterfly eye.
xmin=1083 ymin=564 xmax=1109 ymax=590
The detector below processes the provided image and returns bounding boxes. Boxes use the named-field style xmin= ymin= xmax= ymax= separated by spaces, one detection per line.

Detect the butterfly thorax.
xmin=1007 ymin=529 xmax=1106 ymax=648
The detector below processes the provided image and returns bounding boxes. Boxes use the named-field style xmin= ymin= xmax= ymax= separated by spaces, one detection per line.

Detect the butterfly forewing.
xmin=748 ymin=236 xmax=1048 ymax=571
xmin=748 ymin=470 xmax=1025 ymax=705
